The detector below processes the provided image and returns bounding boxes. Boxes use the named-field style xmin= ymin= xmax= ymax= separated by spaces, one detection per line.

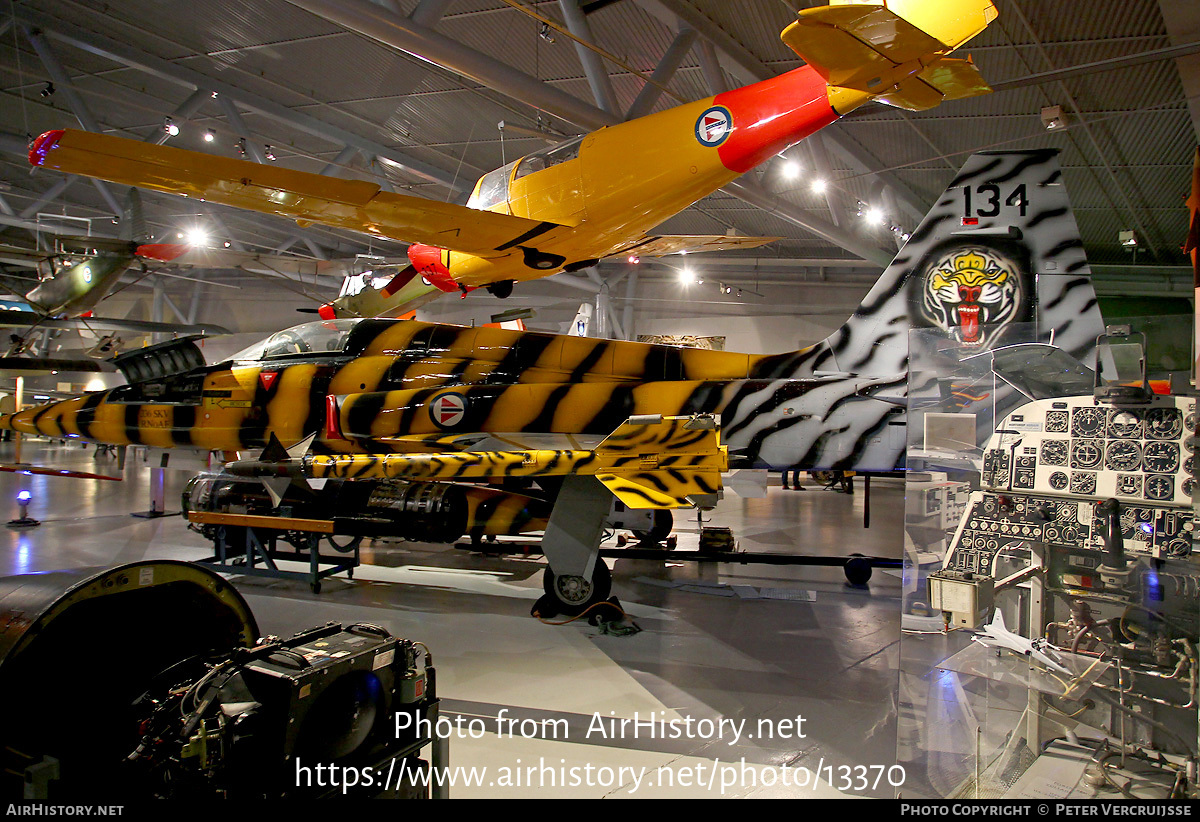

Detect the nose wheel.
xmin=534 ymin=560 xmax=612 ymax=618
xmin=486 ymin=279 xmax=515 ymax=298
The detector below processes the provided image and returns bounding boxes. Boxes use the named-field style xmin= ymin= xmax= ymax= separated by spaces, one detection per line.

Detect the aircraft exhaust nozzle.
xmin=782 ymin=0 xmax=997 ymax=112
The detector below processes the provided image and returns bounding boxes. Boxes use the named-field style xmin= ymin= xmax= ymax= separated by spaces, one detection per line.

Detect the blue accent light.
xmin=16 ymin=490 xmax=32 ymax=504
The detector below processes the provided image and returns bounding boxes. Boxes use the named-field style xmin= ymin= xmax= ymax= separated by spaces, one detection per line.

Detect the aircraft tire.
xmin=541 ymin=560 xmax=612 ymax=617
xmin=631 ymin=510 xmax=673 ymax=545
xmin=486 ymin=280 xmax=515 ymax=298
xmin=844 ymin=554 xmax=873 ymax=586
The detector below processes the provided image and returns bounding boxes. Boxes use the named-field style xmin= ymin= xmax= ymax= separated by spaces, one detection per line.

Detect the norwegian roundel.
xmin=695 ymin=106 xmax=732 ymax=147
xmin=429 ymin=392 xmax=468 ymax=429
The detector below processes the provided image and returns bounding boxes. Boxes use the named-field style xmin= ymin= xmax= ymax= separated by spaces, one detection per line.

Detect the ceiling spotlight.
xmin=781 ymin=160 xmax=800 ymax=180
xmin=39 ymin=82 xmax=54 ymax=98
xmin=204 ymin=129 xmax=216 ymax=143
xmin=863 ymin=206 xmax=884 ymax=224
xmin=264 ymin=145 xmax=276 ymax=161
xmin=235 ymin=137 xmax=246 ymax=156
xmin=163 ymin=117 xmax=179 ymax=137
xmin=538 ymin=22 xmax=555 ymax=43
xmin=184 ymin=228 xmax=209 ymax=247
xmin=1119 ymin=229 xmax=1138 ymax=248
xmin=1040 ymin=105 xmax=1065 ymax=130
xmin=679 ymin=267 xmax=696 ymax=285
xmin=627 ymin=254 xmax=640 ymax=265
xmin=810 ymin=178 xmax=827 ymax=194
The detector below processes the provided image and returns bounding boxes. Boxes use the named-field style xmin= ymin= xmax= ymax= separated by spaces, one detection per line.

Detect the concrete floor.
xmin=0 ymin=438 xmax=905 ymax=799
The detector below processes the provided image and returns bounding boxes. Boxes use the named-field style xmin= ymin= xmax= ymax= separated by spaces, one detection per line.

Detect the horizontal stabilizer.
xmin=611 ymin=235 xmax=780 ymax=259
xmin=782 ymin=0 xmax=996 ymax=94
xmin=870 ymin=57 xmax=990 ymax=111
xmin=597 ymin=470 xmax=722 ymax=510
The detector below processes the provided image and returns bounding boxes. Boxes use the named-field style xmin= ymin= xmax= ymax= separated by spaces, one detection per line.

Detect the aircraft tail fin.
xmin=737 ymin=150 xmax=1104 ymax=473
xmin=782 ymin=0 xmax=997 ymax=111
xmin=773 ymin=150 xmax=1103 ymax=383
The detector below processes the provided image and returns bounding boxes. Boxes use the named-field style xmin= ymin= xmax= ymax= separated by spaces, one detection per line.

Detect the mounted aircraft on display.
xmin=29 ymin=0 xmax=997 ymax=319
xmin=0 ymin=150 xmax=1107 ymax=616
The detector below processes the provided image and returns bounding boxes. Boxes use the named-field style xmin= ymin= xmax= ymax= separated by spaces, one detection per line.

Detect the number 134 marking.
xmin=963 ymin=183 xmax=1028 ymax=218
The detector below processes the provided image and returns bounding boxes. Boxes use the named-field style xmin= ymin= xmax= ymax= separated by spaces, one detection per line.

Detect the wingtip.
xmin=29 ymin=130 xmax=65 ymax=167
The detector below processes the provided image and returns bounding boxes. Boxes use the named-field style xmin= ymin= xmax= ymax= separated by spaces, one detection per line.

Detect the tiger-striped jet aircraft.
xmin=0 ymin=150 xmax=1105 ymax=616
xmin=28 ymin=0 xmax=998 ymax=320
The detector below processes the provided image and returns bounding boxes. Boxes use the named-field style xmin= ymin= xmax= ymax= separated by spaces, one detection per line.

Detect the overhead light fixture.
xmin=781 ymin=160 xmax=800 ymax=180
xmin=679 ymin=267 xmax=696 ymax=285
xmin=264 ymin=145 xmax=276 ymax=161
xmin=1040 ymin=105 xmax=1065 ymax=130
xmin=39 ymin=82 xmax=54 ymax=98
xmin=235 ymin=137 xmax=246 ymax=157
xmin=204 ymin=129 xmax=216 ymax=143
xmin=184 ymin=228 xmax=209 ymax=247
xmin=1119 ymin=229 xmax=1138 ymax=248
xmin=863 ymin=206 xmax=884 ymax=224
xmin=627 ymin=254 xmax=640 ymax=265
xmin=811 ymin=178 xmax=827 ymax=194
xmin=163 ymin=117 xmax=179 ymax=137
xmin=538 ymin=22 xmax=555 ymax=43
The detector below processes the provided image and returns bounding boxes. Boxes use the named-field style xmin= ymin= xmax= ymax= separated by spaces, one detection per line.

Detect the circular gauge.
xmin=1071 ymin=439 xmax=1103 ymax=469
xmin=1186 ymin=455 xmax=1194 ymax=474
xmin=1105 ymin=440 xmax=1142 ymax=472
xmin=1071 ymin=472 xmax=1097 ymax=495
xmin=1143 ymin=441 xmax=1180 ymax=473
xmin=1046 ymin=411 xmax=1069 ymax=433
xmin=1145 ymin=407 xmax=1183 ymax=440
xmin=1146 ymin=475 xmax=1174 ymax=501
xmin=1071 ymin=406 xmax=1104 ymax=437
xmin=1186 ymin=411 xmax=1196 ymax=431
xmin=1041 ymin=440 xmax=1068 ymax=466
xmin=1186 ymin=436 xmax=1198 ymax=453
xmin=982 ymin=496 xmax=997 ymax=514
xmin=1185 ymin=477 xmax=1195 ymax=497
xmin=1108 ymin=409 xmax=1142 ymax=438
xmin=1048 ymin=471 xmax=1068 ymax=490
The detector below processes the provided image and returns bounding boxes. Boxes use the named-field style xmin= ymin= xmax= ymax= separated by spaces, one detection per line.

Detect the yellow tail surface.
xmin=782 ymin=0 xmax=997 ymax=111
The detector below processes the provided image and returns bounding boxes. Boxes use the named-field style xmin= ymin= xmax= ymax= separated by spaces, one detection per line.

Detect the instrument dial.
xmin=1071 ymin=439 xmax=1103 ymax=469
xmin=1048 ymin=471 xmax=1068 ymax=491
xmin=1070 ymin=472 xmax=1096 ymax=495
xmin=1071 ymin=406 xmax=1104 ymax=437
xmin=1116 ymin=475 xmax=1142 ymax=497
xmin=1045 ymin=411 xmax=1069 ymax=434
xmin=1107 ymin=409 xmax=1142 ymax=438
xmin=1041 ymin=440 xmax=1067 ymax=466
xmin=1145 ymin=407 xmax=1182 ymax=440
xmin=1143 ymin=441 xmax=1179 ymax=473
xmin=1146 ymin=475 xmax=1174 ymax=501
xmin=1105 ymin=440 xmax=1141 ymax=472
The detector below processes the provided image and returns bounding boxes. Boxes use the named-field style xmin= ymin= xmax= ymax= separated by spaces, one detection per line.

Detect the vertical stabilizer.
xmin=778 ymin=150 xmax=1102 ymax=380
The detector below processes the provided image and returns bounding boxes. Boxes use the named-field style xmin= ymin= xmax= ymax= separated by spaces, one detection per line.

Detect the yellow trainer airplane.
xmin=0 ymin=149 xmax=1106 ymax=616
xmin=28 ymin=0 xmax=998 ymax=319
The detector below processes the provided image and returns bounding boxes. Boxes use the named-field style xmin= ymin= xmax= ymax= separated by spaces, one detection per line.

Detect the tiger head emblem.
xmin=921 ymin=247 xmax=1022 ymax=347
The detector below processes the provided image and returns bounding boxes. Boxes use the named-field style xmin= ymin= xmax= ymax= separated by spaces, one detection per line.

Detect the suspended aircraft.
xmin=28 ymin=0 xmax=998 ymax=319
xmin=0 ymin=150 xmax=1106 ymax=616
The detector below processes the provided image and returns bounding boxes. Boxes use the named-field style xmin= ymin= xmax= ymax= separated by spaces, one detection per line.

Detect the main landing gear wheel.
xmin=844 ymin=553 xmax=873 ymax=586
xmin=486 ymin=280 xmax=515 ymax=298
xmin=533 ymin=560 xmax=612 ymax=619
xmin=631 ymin=510 xmax=673 ymax=546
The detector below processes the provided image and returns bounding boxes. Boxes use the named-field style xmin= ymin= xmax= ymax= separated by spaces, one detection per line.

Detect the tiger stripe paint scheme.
xmin=1 ymin=151 xmax=1104 ymax=479
xmin=290 ymin=415 xmax=726 ymax=510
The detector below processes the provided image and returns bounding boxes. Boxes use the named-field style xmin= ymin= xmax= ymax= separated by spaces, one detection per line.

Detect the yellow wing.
xmin=30 ymin=129 xmax=563 ymax=257
xmin=610 ymin=234 xmax=779 ymax=259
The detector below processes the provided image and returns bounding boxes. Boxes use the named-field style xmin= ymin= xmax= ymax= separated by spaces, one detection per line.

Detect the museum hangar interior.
xmin=0 ymin=0 xmax=1197 ymax=801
